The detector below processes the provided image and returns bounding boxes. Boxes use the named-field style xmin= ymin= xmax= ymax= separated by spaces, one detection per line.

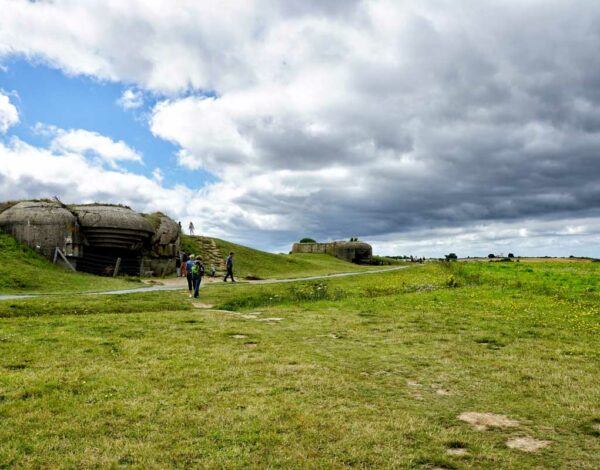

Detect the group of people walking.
xmin=175 ymin=251 xmax=236 ymax=298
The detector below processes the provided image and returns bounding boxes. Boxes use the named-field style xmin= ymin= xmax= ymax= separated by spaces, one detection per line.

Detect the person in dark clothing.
xmin=223 ymin=252 xmax=235 ymax=282
xmin=175 ymin=256 xmax=181 ymax=277
xmin=192 ymin=257 xmax=205 ymax=298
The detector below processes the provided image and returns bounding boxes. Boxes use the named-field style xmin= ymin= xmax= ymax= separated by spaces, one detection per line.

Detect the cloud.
xmin=0 ymin=91 xmax=19 ymax=133
xmin=152 ymin=167 xmax=163 ymax=183
xmin=0 ymin=135 xmax=185 ymax=216
xmin=117 ymin=88 xmax=144 ymax=110
xmin=2 ymin=1 xmax=600 ymax=255
xmin=370 ymin=217 xmax=600 ymax=258
xmin=48 ymin=127 xmax=142 ymax=169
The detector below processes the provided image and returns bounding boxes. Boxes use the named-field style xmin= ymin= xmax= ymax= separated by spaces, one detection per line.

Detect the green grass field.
xmin=1 ymin=260 xmax=598 ymax=468
xmin=0 ymin=233 xmax=142 ymax=294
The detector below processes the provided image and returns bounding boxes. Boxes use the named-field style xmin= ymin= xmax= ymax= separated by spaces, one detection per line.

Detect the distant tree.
xmin=508 ymin=253 xmax=514 ymax=258
xmin=445 ymin=253 xmax=458 ymax=261
xmin=299 ymin=238 xmax=316 ymax=243
xmin=488 ymin=254 xmax=495 ymax=259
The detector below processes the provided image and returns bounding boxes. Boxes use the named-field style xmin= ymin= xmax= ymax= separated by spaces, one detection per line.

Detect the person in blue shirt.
xmin=186 ymin=255 xmax=195 ymax=297
xmin=223 ymin=252 xmax=235 ymax=282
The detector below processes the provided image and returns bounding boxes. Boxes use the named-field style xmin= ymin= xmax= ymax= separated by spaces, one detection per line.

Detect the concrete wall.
xmin=292 ymin=241 xmax=373 ymax=264
xmin=0 ymin=201 xmax=82 ymax=259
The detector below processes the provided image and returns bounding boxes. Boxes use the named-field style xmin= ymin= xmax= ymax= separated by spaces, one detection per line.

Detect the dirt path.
xmin=0 ymin=266 xmax=411 ymax=300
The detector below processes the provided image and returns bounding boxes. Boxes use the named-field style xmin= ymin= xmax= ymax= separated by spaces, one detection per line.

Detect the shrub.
xmin=299 ymin=238 xmax=316 ymax=243
xmin=446 ymin=275 xmax=458 ymax=288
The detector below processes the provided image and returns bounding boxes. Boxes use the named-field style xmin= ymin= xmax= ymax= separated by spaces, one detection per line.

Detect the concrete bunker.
xmin=0 ymin=201 xmax=82 ymax=260
xmin=291 ymin=240 xmax=373 ymax=264
xmin=71 ymin=205 xmax=155 ymax=276
xmin=0 ymin=200 xmax=181 ymax=276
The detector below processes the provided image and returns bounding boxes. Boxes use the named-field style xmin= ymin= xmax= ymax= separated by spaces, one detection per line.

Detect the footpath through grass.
xmin=0 ymin=233 xmax=142 ymax=294
xmin=0 ymin=261 xmax=598 ymax=468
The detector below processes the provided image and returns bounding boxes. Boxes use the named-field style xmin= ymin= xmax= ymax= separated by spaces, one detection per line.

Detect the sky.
xmin=1 ymin=0 xmax=600 ymax=258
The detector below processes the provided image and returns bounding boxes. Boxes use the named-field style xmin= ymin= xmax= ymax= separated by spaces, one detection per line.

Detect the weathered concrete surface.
xmin=0 ymin=200 xmax=181 ymax=277
xmin=292 ymin=241 xmax=373 ymax=264
xmin=71 ymin=205 xmax=154 ymax=251
xmin=0 ymin=201 xmax=82 ymax=259
xmin=147 ymin=212 xmax=180 ymax=257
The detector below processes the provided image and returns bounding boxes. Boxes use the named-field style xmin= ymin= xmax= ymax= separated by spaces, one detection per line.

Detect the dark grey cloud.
xmin=3 ymin=1 xmax=600 ymax=255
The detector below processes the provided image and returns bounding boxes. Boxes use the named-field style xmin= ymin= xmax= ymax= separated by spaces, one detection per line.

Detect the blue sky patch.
xmin=0 ymin=58 xmax=216 ymax=189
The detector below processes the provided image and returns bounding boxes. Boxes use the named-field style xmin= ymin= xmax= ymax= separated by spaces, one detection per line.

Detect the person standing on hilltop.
xmin=223 ymin=252 xmax=235 ymax=282
xmin=192 ymin=257 xmax=205 ymax=298
xmin=189 ymin=221 xmax=195 ymax=236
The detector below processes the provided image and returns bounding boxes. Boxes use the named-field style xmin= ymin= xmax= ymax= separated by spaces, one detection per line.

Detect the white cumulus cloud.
xmin=117 ymin=88 xmax=144 ymax=109
xmin=0 ymin=91 xmax=19 ymax=133
xmin=49 ymin=128 xmax=142 ymax=169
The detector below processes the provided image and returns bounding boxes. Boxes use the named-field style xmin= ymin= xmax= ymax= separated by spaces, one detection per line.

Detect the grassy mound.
xmin=181 ymin=235 xmax=380 ymax=280
xmin=0 ymin=232 xmax=141 ymax=294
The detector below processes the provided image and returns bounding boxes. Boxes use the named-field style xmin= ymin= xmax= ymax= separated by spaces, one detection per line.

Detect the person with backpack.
xmin=223 ymin=252 xmax=235 ymax=282
xmin=192 ymin=257 xmax=205 ymax=298
xmin=186 ymin=255 xmax=195 ymax=297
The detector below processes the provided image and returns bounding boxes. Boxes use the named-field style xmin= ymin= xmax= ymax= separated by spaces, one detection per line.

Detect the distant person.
xmin=223 ymin=252 xmax=235 ymax=282
xmin=210 ymin=264 xmax=216 ymax=277
xmin=181 ymin=252 xmax=189 ymax=277
xmin=192 ymin=257 xmax=205 ymax=298
xmin=186 ymin=255 xmax=195 ymax=297
xmin=189 ymin=221 xmax=195 ymax=236
xmin=175 ymin=255 xmax=181 ymax=277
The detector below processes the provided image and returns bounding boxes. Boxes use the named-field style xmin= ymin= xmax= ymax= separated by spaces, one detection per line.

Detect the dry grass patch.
xmin=192 ymin=302 xmax=214 ymax=309
xmin=506 ymin=437 xmax=551 ymax=452
xmin=458 ymin=412 xmax=520 ymax=431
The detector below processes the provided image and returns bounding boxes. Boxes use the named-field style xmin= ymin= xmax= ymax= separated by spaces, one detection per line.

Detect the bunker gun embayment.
xmin=291 ymin=240 xmax=373 ymax=264
xmin=0 ymin=200 xmax=180 ymax=276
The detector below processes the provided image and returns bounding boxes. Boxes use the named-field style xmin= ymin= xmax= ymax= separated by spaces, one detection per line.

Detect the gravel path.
xmin=0 ymin=266 xmax=410 ymax=301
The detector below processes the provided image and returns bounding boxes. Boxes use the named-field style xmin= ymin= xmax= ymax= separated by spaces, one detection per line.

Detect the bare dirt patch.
xmin=436 ymin=389 xmax=451 ymax=396
xmin=231 ymin=334 xmax=247 ymax=339
xmin=458 ymin=412 xmax=520 ymax=431
xmin=446 ymin=448 xmax=469 ymax=456
xmin=506 ymin=437 xmax=550 ymax=452
xmin=256 ymin=317 xmax=284 ymax=322
xmin=244 ymin=342 xmax=258 ymax=348
xmin=192 ymin=302 xmax=214 ymax=309
xmin=592 ymin=423 xmax=600 ymax=431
